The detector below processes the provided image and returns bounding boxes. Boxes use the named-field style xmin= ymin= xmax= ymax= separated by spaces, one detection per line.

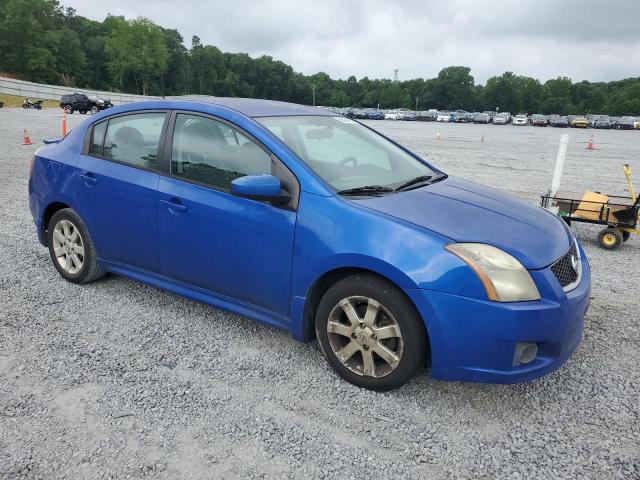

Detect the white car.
xmin=436 ymin=111 xmax=451 ymax=122
xmin=512 ymin=114 xmax=528 ymax=126
xmin=385 ymin=110 xmax=400 ymax=120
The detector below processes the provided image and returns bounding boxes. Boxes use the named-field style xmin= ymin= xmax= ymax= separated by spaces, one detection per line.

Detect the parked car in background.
xmin=385 ymin=110 xmax=400 ymax=120
xmin=436 ymin=111 xmax=451 ymax=122
xmin=590 ymin=115 xmax=612 ymax=129
xmin=88 ymin=95 xmax=114 ymax=113
xmin=398 ymin=110 xmax=419 ymax=121
xmin=28 ymin=97 xmax=591 ymax=390
xmin=418 ymin=110 xmax=438 ymax=121
xmin=570 ymin=116 xmax=589 ymax=128
xmin=453 ymin=112 xmax=471 ymax=123
xmin=531 ymin=114 xmax=548 ymax=126
xmin=635 ymin=118 xmax=640 ymax=129
xmin=60 ymin=93 xmax=111 ymax=114
xmin=549 ymin=116 xmax=569 ymax=127
xmin=512 ymin=114 xmax=528 ymax=126
xmin=352 ymin=109 xmax=369 ymax=120
xmin=342 ymin=108 xmax=356 ymax=119
xmin=482 ymin=111 xmax=496 ymax=123
xmin=473 ymin=112 xmax=491 ymax=124
xmin=616 ymin=116 xmax=636 ymax=130
xmin=493 ymin=113 xmax=509 ymax=125
xmin=365 ymin=109 xmax=384 ymax=120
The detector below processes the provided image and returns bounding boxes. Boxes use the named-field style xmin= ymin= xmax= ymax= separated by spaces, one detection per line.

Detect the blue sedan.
xmin=28 ymin=97 xmax=590 ymax=390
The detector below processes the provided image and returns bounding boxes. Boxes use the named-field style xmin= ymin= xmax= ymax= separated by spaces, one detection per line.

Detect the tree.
xmin=105 ymin=17 xmax=168 ymax=95
xmin=1 ymin=0 xmax=639 ymax=115
xmin=432 ymin=66 xmax=476 ymax=110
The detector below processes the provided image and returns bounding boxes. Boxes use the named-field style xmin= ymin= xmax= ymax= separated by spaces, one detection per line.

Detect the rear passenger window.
xmin=103 ymin=113 xmax=166 ymax=170
xmin=90 ymin=121 xmax=107 ymax=155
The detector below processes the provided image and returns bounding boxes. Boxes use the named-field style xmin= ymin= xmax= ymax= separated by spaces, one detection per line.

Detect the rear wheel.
xmin=63 ymin=105 xmax=73 ymax=114
xmin=598 ymin=227 xmax=623 ymax=250
xmin=47 ymin=208 xmax=104 ymax=284
xmin=315 ymin=274 xmax=427 ymax=391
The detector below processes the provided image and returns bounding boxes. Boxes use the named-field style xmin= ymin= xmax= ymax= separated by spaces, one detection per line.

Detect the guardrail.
xmin=0 ymin=76 xmax=160 ymax=105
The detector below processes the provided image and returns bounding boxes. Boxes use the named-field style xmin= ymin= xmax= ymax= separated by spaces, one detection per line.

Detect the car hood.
xmin=353 ymin=176 xmax=570 ymax=269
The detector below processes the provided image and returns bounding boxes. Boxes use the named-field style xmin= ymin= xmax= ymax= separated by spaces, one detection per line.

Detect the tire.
xmin=315 ymin=273 xmax=427 ymax=391
xmin=89 ymin=106 xmax=99 ymax=114
xmin=597 ymin=227 xmax=623 ymax=250
xmin=63 ymin=105 xmax=73 ymax=114
xmin=47 ymin=208 xmax=104 ymax=284
xmin=79 ymin=110 xmax=86 ymax=114
xmin=622 ymin=231 xmax=631 ymax=242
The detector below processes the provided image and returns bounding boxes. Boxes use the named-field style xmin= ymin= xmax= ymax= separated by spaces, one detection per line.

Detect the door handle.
xmin=79 ymin=171 xmax=98 ymax=185
xmin=161 ymin=198 xmax=187 ymax=213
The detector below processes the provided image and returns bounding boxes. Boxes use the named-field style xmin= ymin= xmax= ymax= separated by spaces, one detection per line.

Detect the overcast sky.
xmin=65 ymin=0 xmax=639 ymax=84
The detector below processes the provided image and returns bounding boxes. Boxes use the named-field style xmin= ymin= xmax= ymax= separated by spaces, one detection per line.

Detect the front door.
xmin=157 ymin=113 xmax=297 ymax=315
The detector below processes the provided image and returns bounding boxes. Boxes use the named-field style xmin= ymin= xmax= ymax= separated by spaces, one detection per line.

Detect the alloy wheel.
xmin=52 ymin=219 xmax=85 ymax=274
xmin=326 ymin=296 xmax=404 ymax=378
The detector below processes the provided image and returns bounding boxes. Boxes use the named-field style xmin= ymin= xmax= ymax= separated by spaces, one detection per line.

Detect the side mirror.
xmin=230 ymin=174 xmax=290 ymax=204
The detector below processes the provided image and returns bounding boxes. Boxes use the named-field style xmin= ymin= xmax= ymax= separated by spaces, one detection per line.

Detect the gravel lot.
xmin=1 ymin=108 xmax=639 ymax=479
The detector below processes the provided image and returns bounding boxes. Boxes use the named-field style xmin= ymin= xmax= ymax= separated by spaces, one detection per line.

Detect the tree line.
xmin=1 ymin=0 xmax=639 ymax=115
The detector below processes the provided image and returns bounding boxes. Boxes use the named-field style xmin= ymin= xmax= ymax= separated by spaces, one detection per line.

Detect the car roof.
xmin=168 ymin=96 xmax=334 ymax=118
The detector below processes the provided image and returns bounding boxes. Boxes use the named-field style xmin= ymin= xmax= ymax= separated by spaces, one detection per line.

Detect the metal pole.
xmin=549 ymin=134 xmax=570 ymax=200
xmin=312 ymin=84 xmax=316 ymax=106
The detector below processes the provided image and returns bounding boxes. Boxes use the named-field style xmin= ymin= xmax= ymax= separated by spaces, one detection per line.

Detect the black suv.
xmin=60 ymin=93 xmax=113 ymax=114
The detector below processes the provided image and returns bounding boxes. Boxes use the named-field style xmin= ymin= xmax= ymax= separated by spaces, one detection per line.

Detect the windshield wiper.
xmin=337 ymin=185 xmax=394 ymax=196
xmin=395 ymin=173 xmax=447 ymax=192
xmin=394 ymin=175 xmax=433 ymax=192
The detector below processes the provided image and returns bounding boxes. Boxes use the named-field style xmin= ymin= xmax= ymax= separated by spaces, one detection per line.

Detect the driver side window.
xmin=171 ymin=114 xmax=272 ymax=189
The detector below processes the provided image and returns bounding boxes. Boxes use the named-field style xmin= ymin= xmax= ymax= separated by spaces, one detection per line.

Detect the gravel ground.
xmin=1 ymin=108 xmax=639 ymax=479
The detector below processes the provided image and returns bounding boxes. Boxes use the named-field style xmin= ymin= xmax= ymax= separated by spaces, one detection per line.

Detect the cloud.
xmin=65 ymin=0 xmax=640 ymax=83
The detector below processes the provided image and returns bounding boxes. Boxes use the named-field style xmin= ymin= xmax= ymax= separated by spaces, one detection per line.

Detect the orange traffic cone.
xmin=22 ymin=129 xmax=32 ymax=145
xmin=61 ymin=111 xmax=67 ymax=137
xmin=586 ymin=136 xmax=595 ymax=150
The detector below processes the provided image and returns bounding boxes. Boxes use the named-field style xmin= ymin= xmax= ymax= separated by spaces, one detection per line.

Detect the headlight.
xmin=446 ymin=243 xmax=541 ymax=302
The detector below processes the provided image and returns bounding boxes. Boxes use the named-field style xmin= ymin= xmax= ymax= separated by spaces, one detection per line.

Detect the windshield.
xmin=257 ymin=115 xmax=439 ymax=192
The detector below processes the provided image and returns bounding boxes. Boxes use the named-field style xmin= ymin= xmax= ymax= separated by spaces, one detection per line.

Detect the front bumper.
xmin=407 ymin=256 xmax=591 ymax=384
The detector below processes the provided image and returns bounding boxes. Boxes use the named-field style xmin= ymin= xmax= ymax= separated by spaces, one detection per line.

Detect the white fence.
xmin=0 ymin=76 xmax=160 ymax=105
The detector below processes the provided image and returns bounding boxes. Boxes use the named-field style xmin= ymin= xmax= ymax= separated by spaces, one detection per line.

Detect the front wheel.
xmin=47 ymin=208 xmax=104 ymax=284
xmin=315 ymin=274 xmax=427 ymax=391
xmin=89 ymin=106 xmax=99 ymax=114
xmin=598 ymin=227 xmax=623 ymax=250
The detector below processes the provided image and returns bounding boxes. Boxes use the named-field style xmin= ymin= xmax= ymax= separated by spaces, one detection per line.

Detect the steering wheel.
xmin=338 ymin=156 xmax=358 ymax=168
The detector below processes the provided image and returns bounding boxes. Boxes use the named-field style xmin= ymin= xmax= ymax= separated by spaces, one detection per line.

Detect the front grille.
xmin=550 ymin=243 xmax=579 ymax=288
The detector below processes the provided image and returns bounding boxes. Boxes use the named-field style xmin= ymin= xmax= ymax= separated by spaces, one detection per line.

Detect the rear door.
xmin=75 ymin=111 xmax=168 ymax=272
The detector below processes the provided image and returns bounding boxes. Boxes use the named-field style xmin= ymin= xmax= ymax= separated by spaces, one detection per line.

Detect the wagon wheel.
xmin=598 ymin=228 xmax=623 ymax=250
